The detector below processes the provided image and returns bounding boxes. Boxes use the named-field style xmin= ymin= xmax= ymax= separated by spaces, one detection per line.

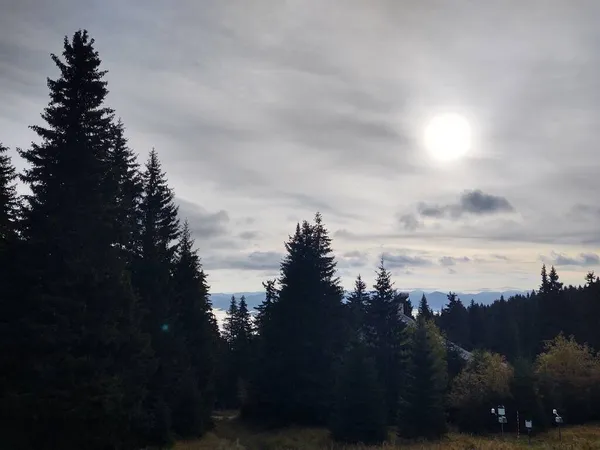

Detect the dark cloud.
xmin=439 ymin=256 xmax=471 ymax=267
xmin=398 ymin=213 xmax=422 ymax=231
xmin=417 ymin=190 xmax=514 ymax=220
xmin=543 ymin=252 xmax=600 ymax=267
xmin=382 ymin=252 xmax=431 ymax=269
xmin=176 ymin=198 xmax=229 ymax=238
xmin=460 ymin=190 xmax=514 ymax=215
xmin=204 ymin=251 xmax=284 ymax=271
xmin=238 ymin=231 xmax=259 ymax=240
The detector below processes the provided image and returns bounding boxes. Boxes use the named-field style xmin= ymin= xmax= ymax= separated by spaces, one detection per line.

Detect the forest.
xmin=1 ymin=30 xmax=600 ymax=450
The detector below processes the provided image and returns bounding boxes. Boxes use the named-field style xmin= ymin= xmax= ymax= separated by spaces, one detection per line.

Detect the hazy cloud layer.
xmin=543 ymin=252 xmax=600 ymax=267
xmin=2 ymin=0 xmax=600 ymax=292
xmin=417 ymin=190 xmax=515 ymax=220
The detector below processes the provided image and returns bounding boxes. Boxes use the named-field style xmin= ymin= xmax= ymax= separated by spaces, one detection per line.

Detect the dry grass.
xmin=175 ymin=416 xmax=600 ymax=450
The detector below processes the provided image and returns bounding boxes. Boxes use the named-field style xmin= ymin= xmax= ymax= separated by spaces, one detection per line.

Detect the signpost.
xmin=525 ymin=420 xmax=533 ymax=446
xmin=553 ymin=409 xmax=563 ymax=441
xmin=491 ymin=405 xmax=507 ymax=437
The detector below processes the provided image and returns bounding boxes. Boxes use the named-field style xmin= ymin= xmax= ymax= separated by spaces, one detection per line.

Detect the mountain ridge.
xmin=209 ymin=289 xmax=530 ymax=313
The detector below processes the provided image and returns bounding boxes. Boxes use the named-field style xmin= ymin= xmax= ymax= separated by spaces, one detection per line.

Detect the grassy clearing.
xmin=175 ymin=415 xmax=600 ymax=450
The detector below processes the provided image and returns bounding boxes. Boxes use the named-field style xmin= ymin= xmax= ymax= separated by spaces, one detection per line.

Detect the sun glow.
xmin=424 ymin=113 xmax=472 ymax=162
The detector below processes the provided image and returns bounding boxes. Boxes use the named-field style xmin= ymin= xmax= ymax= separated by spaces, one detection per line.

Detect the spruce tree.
xmin=134 ymin=148 xmax=180 ymax=445
xmin=418 ymin=293 xmax=434 ymax=321
xmin=13 ymin=30 xmax=153 ymax=450
xmin=254 ymin=279 xmax=277 ymax=333
xmin=245 ymin=213 xmax=345 ymax=424
xmin=398 ymin=318 xmax=448 ymax=439
xmin=438 ymin=292 xmax=470 ymax=348
xmin=170 ymin=221 xmax=219 ymax=437
xmin=106 ymin=118 xmax=143 ymax=267
xmin=346 ymin=274 xmax=369 ymax=340
xmin=233 ymin=296 xmax=253 ymax=404
xmin=0 ymin=142 xmax=18 ymax=244
xmin=330 ymin=343 xmax=387 ymax=445
xmin=0 ymin=142 xmax=21 ymax=445
xmin=364 ymin=257 xmax=409 ymax=424
xmin=223 ymin=295 xmax=239 ymax=344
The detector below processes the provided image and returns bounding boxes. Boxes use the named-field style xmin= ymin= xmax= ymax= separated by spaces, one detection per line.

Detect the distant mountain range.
xmin=209 ymin=289 xmax=529 ymax=314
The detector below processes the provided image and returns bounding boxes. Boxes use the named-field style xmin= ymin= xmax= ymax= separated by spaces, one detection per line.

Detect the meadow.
xmin=174 ymin=414 xmax=600 ymax=450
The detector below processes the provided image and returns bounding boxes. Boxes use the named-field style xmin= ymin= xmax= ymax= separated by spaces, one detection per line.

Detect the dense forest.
xmin=1 ymin=30 xmax=600 ymax=450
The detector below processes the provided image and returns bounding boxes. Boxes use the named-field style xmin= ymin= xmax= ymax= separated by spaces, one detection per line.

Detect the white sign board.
xmin=525 ymin=420 xmax=532 ymax=429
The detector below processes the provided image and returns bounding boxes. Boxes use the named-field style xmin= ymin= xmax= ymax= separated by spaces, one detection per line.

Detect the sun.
xmin=424 ymin=113 xmax=472 ymax=162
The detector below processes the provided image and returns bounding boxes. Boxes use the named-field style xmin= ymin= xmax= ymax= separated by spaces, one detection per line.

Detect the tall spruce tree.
xmin=330 ymin=343 xmax=387 ymax=445
xmin=170 ymin=221 xmax=219 ymax=437
xmin=0 ymin=142 xmax=21 ymax=445
xmin=106 ymin=118 xmax=143 ymax=267
xmin=245 ymin=213 xmax=345 ymax=424
xmin=13 ymin=30 xmax=153 ymax=450
xmin=364 ymin=257 xmax=409 ymax=424
xmin=134 ymin=148 xmax=180 ymax=445
xmin=398 ymin=318 xmax=448 ymax=439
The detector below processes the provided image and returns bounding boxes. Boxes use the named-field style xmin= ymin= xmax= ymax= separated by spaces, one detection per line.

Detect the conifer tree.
xmin=330 ymin=343 xmax=387 ymax=445
xmin=245 ymin=213 xmax=345 ymax=424
xmin=418 ymin=293 xmax=434 ymax=321
xmin=170 ymin=221 xmax=219 ymax=437
xmin=0 ymin=142 xmax=18 ymax=244
xmin=223 ymin=296 xmax=239 ymax=344
xmin=438 ymin=292 xmax=470 ymax=348
xmin=13 ymin=30 xmax=153 ymax=450
xmin=0 ymin=142 xmax=21 ymax=445
xmin=364 ymin=257 xmax=409 ymax=424
xmin=254 ymin=279 xmax=277 ymax=333
xmin=398 ymin=318 xmax=448 ymax=439
xmin=106 ymin=118 xmax=143 ymax=267
xmin=134 ymin=148 xmax=180 ymax=445
xmin=346 ymin=274 xmax=369 ymax=340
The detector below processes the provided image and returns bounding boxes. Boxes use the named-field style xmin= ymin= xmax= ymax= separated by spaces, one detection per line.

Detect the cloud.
xmin=204 ymin=251 xmax=284 ymax=271
xmin=382 ymin=251 xmax=431 ymax=269
xmin=239 ymin=231 xmax=259 ymax=240
xmin=338 ymin=250 xmax=369 ymax=269
xmin=439 ymin=256 xmax=471 ymax=267
xmin=417 ymin=190 xmax=515 ymax=220
xmin=3 ymin=0 xmax=600 ymax=294
xmin=543 ymin=252 xmax=600 ymax=267
xmin=398 ymin=213 xmax=422 ymax=231
xmin=177 ymin=197 xmax=229 ymax=238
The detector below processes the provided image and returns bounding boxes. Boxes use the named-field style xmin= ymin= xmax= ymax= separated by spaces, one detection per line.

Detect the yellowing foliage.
xmin=448 ymin=351 xmax=513 ymax=409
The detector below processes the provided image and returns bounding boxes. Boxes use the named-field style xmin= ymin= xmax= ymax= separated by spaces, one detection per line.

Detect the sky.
xmin=2 ymin=0 xmax=600 ymax=293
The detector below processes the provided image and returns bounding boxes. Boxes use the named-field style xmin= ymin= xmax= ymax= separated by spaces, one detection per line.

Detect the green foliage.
xmin=535 ymin=334 xmax=600 ymax=424
xmin=0 ymin=142 xmax=18 ymax=243
xmin=398 ymin=318 xmax=448 ymax=439
xmin=449 ymin=351 xmax=513 ymax=433
xmin=330 ymin=343 xmax=387 ymax=445
xmin=346 ymin=274 xmax=369 ymax=342
xmin=418 ymin=293 xmax=434 ymax=321
xmin=364 ymin=258 xmax=409 ymax=424
xmin=245 ymin=213 xmax=345 ymax=425
xmin=9 ymin=30 xmax=154 ymax=450
xmin=170 ymin=221 xmax=220 ymax=437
